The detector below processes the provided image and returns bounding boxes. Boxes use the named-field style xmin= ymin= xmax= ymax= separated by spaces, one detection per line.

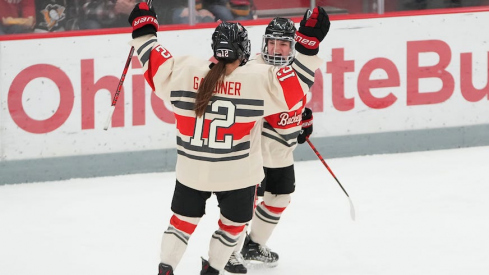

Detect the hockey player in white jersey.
xmin=224 ymin=12 xmax=329 ymax=274
xmin=127 ymin=3 xmax=326 ymax=274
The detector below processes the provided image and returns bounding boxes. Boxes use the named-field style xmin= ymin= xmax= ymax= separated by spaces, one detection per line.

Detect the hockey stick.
xmin=104 ymin=0 xmax=154 ymax=131
xmin=306 ymin=138 xmax=356 ymax=221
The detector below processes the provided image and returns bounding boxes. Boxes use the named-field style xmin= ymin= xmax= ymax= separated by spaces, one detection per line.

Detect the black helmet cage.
xmin=212 ymin=22 xmax=251 ymax=66
xmin=262 ymin=17 xmax=296 ymax=66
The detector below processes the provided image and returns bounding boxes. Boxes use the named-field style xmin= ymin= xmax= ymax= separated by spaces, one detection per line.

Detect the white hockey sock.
xmin=249 ymin=192 xmax=290 ymax=246
xmin=208 ymin=215 xmax=246 ymax=270
xmin=160 ymin=214 xmax=200 ymax=269
xmin=233 ymin=223 xmax=248 ymax=252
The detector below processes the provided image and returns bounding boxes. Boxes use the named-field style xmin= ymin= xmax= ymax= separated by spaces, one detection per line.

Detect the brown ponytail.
xmin=194 ymin=60 xmax=227 ymax=117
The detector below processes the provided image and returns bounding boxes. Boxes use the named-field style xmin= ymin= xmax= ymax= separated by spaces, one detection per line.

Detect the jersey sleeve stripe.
xmin=296 ymin=70 xmax=314 ymax=88
xmin=135 ymin=38 xmax=157 ymax=67
xmin=292 ymin=58 xmax=315 ymax=78
xmin=137 ymin=38 xmax=157 ymax=55
xmin=262 ymin=132 xmax=297 ymax=147
xmin=140 ymin=48 xmax=151 ymax=67
xmin=263 ymin=122 xmax=301 ymax=140
xmin=292 ymin=58 xmax=316 ymax=89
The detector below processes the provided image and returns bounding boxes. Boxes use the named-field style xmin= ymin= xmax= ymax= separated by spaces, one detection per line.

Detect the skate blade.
xmin=223 ymin=271 xmax=247 ymax=275
xmin=244 ymin=260 xmax=279 ymax=269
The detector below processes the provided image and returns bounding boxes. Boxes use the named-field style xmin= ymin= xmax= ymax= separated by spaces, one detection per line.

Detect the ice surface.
xmin=1 ymin=146 xmax=488 ymax=275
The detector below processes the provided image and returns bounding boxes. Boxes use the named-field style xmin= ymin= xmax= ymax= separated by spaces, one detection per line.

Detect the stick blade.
xmin=104 ymin=106 xmax=116 ymax=131
xmin=348 ymin=197 xmax=356 ymax=221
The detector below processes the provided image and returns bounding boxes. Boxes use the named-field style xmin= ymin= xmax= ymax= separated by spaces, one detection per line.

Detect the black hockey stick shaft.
xmin=306 ymin=138 xmax=350 ymax=197
xmin=306 ymin=137 xmax=356 ymax=220
xmin=111 ymin=47 xmax=134 ymax=108
xmin=104 ymin=0 xmax=154 ymax=130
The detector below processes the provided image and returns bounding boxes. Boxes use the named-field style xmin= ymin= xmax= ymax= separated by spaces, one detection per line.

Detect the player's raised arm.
xmin=260 ymin=7 xmax=331 ymax=116
xmin=292 ymin=6 xmax=331 ymax=89
xmin=127 ymin=2 xmax=175 ymax=102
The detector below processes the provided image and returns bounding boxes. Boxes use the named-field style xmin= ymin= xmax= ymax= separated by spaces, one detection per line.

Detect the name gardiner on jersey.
xmin=193 ymin=77 xmax=242 ymax=96
xmin=277 ymin=111 xmax=302 ymax=126
xmin=294 ymin=33 xmax=319 ymax=49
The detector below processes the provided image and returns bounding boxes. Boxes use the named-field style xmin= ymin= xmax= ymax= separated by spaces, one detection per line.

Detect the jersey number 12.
xmin=190 ymin=100 xmax=236 ymax=149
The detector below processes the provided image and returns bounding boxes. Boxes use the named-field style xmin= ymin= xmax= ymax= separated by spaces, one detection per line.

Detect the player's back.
xmin=164 ymin=56 xmax=296 ymax=192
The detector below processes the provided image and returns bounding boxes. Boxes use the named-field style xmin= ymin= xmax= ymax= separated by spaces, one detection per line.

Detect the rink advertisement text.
xmin=7 ymin=39 xmax=487 ymax=133
xmin=327 ymin=40 xmax=488 ymax=111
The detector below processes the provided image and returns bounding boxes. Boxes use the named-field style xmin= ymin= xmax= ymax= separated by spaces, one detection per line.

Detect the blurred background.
xmin=2 ymin=0 xmax=489 ymax=36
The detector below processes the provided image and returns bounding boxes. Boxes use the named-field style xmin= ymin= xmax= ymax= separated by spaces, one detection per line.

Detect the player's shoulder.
xmin=239 ymin=55 xmax=272 ymax=74
xmin=173 ymin=55 xmax=213 ymax=71
xmin=174 ymin=55 xmax=208 ymax=65
xmin=248 ymin=53 xmax=266 ymax=65
xmin=236 ymin=63 xmax=273 ymax=79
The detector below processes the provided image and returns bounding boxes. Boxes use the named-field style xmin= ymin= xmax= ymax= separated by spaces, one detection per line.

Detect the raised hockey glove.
xmin=297 ymin=108 xmax=313 ymax=144
xmin=128 ymin=2 xmax=158 ymax=39
xmin=295 ymin=6 xmax=330 ymax=56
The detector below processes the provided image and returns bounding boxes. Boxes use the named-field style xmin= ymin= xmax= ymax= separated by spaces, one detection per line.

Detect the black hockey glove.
xmin=297 ymin=108 xmax=313 ymax=144
xmin=128 ymin=2 xmax=158 ymax=39
xmin=295 ymin=6 xmax=330 ymax=56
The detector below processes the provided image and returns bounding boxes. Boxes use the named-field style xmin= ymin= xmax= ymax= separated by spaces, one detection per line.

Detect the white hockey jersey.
xmin=130 ymin=34 xmax=322 ymax=192
xmin=251 ymin=55 xmax=309 ymax=168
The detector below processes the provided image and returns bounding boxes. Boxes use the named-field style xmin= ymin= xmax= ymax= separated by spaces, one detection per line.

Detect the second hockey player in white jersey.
xmin=225 ymin=10 xmax=330 ymax=274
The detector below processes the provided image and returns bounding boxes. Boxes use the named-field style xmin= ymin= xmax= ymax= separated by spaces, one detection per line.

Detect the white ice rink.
xmin=1 ymin=146 xmax=488 ymax=275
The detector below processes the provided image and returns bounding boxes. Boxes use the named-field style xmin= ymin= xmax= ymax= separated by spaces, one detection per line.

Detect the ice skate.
xmin=241 ymin=234 xmax=279 ymax=268
xmin=224 ymin=251 xmax=247 ymax=274
xmin=201 ymin=258 xmax=220 ymax=275
xmin=158 ymin=263 xmax=174 ymax=275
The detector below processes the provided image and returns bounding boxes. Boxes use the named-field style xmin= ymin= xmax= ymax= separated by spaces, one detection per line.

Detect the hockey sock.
xmin=232 ymin=223 xmax=249 ymax=252
xmin=249 ymin=192 xmax=290 ymax=245
xmin=160 ymin=214 xmax=200 ymax=269
xmin=208 ymin=215 xmax=247 ymax=270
